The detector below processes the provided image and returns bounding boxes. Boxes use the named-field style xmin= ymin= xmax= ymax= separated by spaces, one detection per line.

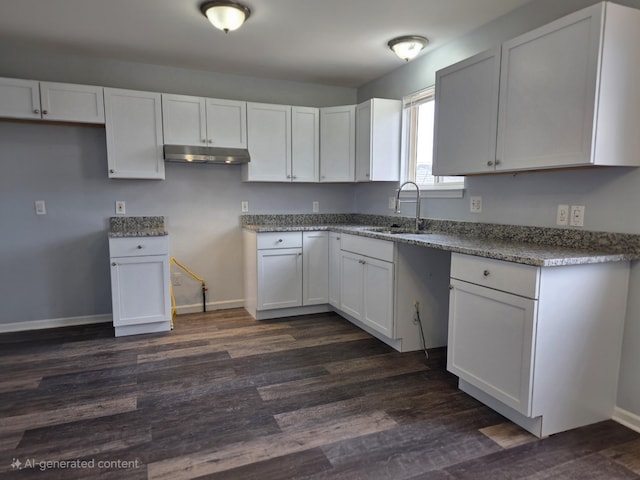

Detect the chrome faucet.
xmin=395 ymin=181 xmax=421 ymax=231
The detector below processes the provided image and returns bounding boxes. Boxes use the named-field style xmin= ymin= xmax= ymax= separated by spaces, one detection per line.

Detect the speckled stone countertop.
xmin=241 ymin=214 xmax=640 ymax=267
xmin=109 ymin=216 xmax=167 ymax=237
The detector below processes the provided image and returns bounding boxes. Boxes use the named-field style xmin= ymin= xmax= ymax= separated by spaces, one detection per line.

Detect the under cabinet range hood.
xmin=163 ymin=145 xmax=250 ymax=164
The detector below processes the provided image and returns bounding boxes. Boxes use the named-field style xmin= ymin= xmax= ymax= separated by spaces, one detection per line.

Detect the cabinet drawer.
xmin=257 ymin=232 xmax=302 ymax=249
xmin=109 ymin=236 xmax=169 ymax=257
xmin=450 ymin=253 xmax=539 ymax=299
xmin=340 ymin=234 xmax=394 ymax=262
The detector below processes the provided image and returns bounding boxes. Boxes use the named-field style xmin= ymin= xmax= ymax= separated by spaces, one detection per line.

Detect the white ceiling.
xmin=0 ymin=0 xmax=533 ymax=88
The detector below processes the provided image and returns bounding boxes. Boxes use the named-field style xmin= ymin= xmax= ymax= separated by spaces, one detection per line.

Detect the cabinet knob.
xmin=298 ymin=252 xmax=302 ymax=256
xmin=287 ymin=175 xmax=291 ymax=179
xmin=365 ymin=173 xmax=370 ymax=177
xmin=33 ymin=109 xmax=40 ymax=114
xmin=321 ymin=175 xmax=326 ymax=179
xmin=42 ymin=110 xmax=48 ymax=115
xmin=110 ymin=169 xmax=115 ymax=174
xmin=112 ymin=262 xmax=116 ymax=267
xmin=292 ymin=176 xmax=297 ymax=179
xmin=495 ymin=159 xmax=502 ymax=166
xmin=137 ymin=245 xmax=143 ymax=249
xmin=202 ymin=139 xmax=207 ymax=143
xmin=487 ymin=160 xmax=494 ymax=167
xmin=336 ymin=237 xmax=341 ymax=240
xmin=483 ymin=270 xmax=490 ymax=277
xmin=208 ymin=139 xmax=213 ymax=143
xmin=449 ymin=284 xmax=454 ymax=290
xmin=277 ymin=239 xmax=283 ymax=243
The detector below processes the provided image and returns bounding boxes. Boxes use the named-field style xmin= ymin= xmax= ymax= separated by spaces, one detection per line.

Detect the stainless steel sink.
xmin=365 ymin=227 xmax=430 ymax=235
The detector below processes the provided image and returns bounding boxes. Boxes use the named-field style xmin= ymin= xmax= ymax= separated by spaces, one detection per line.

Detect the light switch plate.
xmin=241 ymin=201 xmax=249 ymax=213
xmin=312 ymin=201 xmax=319 ymax=213
xmin=35 ymin=200 xmax=46 ymax=215
xmin=115 ymin=201 xmax=126 ymax=215
xmin=556 ymin=204 xmax=569 ymax=226
xmin=570 ymin=205 xmax=585 ymax=227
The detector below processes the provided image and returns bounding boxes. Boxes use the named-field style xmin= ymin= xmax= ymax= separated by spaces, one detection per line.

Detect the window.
xmin=401 ymin=87 xmax=464 ymax=195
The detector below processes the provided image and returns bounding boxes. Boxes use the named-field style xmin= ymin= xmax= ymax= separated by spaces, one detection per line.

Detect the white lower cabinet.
xmin=339 ymin=234 xmax=394 ymax=338
xmin=328 ymin=232 xmax=342 ymax=307
xmin=109 ymin=236 xmax=171 ymax=337
xmin=447 ymin=252 xmax=629 ymax=437
xmin=243 ymin=230 xmax=329 ymax=319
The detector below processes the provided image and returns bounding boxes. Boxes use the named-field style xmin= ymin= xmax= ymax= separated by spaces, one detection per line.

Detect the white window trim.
xmin=400 ymin=86 xmax=465 ymax=199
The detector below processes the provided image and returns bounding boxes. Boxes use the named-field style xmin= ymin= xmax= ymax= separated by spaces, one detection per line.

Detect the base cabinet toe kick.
xmin=447 ymin=252 xmax=629 ymax=437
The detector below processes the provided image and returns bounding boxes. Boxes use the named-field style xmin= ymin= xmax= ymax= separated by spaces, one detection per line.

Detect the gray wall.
xmin=357 ymin=0 xmax=640 ymax=418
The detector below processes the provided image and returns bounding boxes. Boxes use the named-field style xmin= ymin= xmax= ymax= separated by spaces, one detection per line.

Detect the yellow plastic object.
xmin=169 ymin=257 xmax=207 ymax=328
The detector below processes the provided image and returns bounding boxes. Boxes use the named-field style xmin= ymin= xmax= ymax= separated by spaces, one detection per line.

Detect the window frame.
xmin=400 ymin=86 xmax=464 ymax=198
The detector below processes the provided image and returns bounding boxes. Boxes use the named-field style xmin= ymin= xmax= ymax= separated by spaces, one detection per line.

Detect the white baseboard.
xmin=0 ymin=314 xmax=112 ymax=333
xmin=174 ymin=299 xmax=245 ymax=315
xmin=613 ymin=406 xmax=640 ymax=434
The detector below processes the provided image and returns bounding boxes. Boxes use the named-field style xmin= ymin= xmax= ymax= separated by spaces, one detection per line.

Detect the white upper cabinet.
xmin=104 ymin=88 xmax=165 ymax=180
xmin=291 ymin=106 xmax=320 ymax=182
xmin=355 ymin=98 xmax=401 ymax=182
xmin=433 ymin=2 xmax=640 ymax=175
xmin=433 ymin=50 xmax=501 ymax=176
xmin=244 ymin=102 xmax=291 ymax=181
xmin=320 ymin=105 xmax=356 ymax=182
xmin=0 ymin=77 xmax=104 ymax=124
xmin=243 ymin=103 xmax=319 ymax=182
xmin=162 ymin=94 xmax=247 ymax=148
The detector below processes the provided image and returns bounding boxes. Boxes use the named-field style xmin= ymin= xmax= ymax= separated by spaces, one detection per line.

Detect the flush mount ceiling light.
xmin=387 ymin=35 xmax=429 ymax=62
xmin=200 ymin=1 xmax=251 ymax=33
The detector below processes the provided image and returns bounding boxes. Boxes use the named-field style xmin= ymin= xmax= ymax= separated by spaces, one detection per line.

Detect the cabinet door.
xmin=104 ymin=88 xmax=165 ymax=179
xmin=291 ymin=106 xmax=319 ymax=182
xmin=355 ymin=100 xmax=372 ymax=181
xmin=362 ymin=257 xmax=394 ymax=337
xmin=206 ymin=98 xmax=247 ymax=148
xmin=0 ymin=77 xmax=41 ymax=120
xmin=110 ymin=255 xmax=171 ymax=327
xmin=356 ymin=99 xmax=401 ymax=182
xmin=328 ymin=232 xmax=342 ymax=307
xmin=496 ymin=5 xmax=602 ymax=171
xmin=447 ymin=279 xmax=536 ymax=416
xmin=257 ymin=247 xmax=302 ymax=310
xmin=302 ymin=231 xmax=328 ymax=305
xmin=320 ymin=105 xmax=355 ymax=182
xmin=39 ymin=82 xmax=105 ymax=124
xmin=162 ymin=94 xmax=207 ymax=146
xmin=339 ymin=251 xmax=364 ymax=320
xmin=245 ymin=103 xmax=291 ymax=181
xmin=433 ymin=49 xmax=501 ymax=175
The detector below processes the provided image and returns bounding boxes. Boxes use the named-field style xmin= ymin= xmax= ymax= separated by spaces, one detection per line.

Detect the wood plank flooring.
xmin=0 ymin=309 xmax=639 ymax=479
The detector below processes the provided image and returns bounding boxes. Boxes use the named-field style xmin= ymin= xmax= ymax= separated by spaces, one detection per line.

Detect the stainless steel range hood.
xmin=163 ymin=145 xmax=250 ymax=164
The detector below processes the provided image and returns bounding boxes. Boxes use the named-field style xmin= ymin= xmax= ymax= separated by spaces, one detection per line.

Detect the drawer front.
xmin=450 ymin=253 xmax=539 ymax=299
xmin=109 ymin=236 xmax=169 ymax=257
xmin=257 ymin=232 xmax=302 ymax=249
xmin=340 ymin=233 xmax=394 ymax=262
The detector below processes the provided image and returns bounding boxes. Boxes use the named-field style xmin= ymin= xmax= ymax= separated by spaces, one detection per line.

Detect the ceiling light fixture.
xmin=200 ymin=1 xmax=251 ymax=33
xmin=387 ymin=35 xmax=428 ymax=62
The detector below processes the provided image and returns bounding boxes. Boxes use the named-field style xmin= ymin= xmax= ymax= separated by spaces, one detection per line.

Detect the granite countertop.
xmin=109 ymin=216 xmax=168 ymax=237
xmin=242 ymin=214 xmax=640 ymax=267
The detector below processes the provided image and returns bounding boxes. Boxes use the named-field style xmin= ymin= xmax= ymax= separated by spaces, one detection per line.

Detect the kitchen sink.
xmin=364 ymin=227 xmax=430 ymax=235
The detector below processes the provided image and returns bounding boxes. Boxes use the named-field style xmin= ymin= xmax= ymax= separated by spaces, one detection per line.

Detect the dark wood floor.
xmin=1 ymin=309 xmax=639 ymax=479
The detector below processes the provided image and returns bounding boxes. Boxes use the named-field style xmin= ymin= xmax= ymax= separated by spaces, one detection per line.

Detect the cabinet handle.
xmin=487 ymin=160 xmax=494 ymax=167
xmin=483 ymin=270 xmax=490 ymax=277
xmin=112 ymin=262 xmax=116 ymax=267
xmin=33 ymin=109 xmax=40 ymax=114
xmin=137 ymin=245 xmax=143 ymax=249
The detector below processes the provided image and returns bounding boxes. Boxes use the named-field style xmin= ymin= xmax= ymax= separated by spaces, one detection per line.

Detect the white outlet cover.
xmin=115 ymin=201 xmax=126 ymax=215
xmin=389 ymin=197 xmax=396 ymax=210
xmin=470 ymin=196 xmax=482 ymax=213
xmin=312 ymin=201 xmax=319 ymax=213
xmin=35 ymin=200 xmax=46 ymax=215
xmin=570 ymin=205 xmax=585 ymax=227
xmin=556 ymin=204 xmax=569 ymax=226
xmin=241 ymin=201 xmax=249 ymax=213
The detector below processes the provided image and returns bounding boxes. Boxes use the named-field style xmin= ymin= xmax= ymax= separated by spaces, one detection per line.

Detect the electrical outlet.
xmin=470 ymin=196 xmax=482 ymax=213
xmin=172 ymin=272 xmax=182 ymax=286
xmin=241 ymin=201 xmax=249 ymax=213
xmin=312 ymin=201 xmax=319 ymax=213
xmin=115 ymin=201 xmax=126 ymax=215
xmin=389 ymin=197 xmax=396 ymax=210
xmin=35 ymin=200 xmax=46 ymax=215
xmin=556 ymin=204 xmax=569 ymax=226
xmin=570 ymin=205 xmax=585 ymax=227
